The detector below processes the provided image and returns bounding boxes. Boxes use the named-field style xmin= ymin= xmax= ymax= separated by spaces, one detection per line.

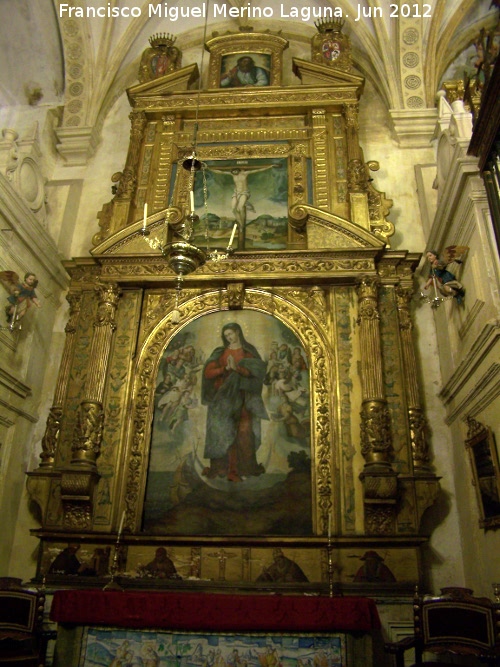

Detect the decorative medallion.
xmin=139 ymin=33 xmax=182 ymax=83
xmin=312 ymin=19 xmax=352 ymax=72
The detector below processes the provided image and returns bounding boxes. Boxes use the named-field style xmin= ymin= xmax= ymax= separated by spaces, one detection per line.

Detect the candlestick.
xmin=328 ymin=513 xmax=331 ymax=540
xmin=432 ymin=275 xmax=439 ymax=300
xmin=228 ymin=223 xmax=237 ymax=247
xmin=143 ymin=203 xmax=147 ymax=230
xmin=190 ymin=190 xmax=195 ymax=213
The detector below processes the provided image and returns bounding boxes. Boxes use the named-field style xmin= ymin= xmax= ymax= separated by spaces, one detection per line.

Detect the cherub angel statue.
xmin=422 ymin=246 xmax=468 ymax=306
xmin=0 ymin=270 xmax=41 ymax=326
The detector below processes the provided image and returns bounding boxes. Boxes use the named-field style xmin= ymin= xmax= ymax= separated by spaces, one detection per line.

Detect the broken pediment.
xmin=127 ymin=63 xmax=199 ymax=103
xmin=292 ymin=58 xmax=364 ymax=95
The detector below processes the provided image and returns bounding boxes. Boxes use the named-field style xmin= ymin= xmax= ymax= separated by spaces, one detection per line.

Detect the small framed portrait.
xmin=206 ymin=32 xmax=288 ymax=88
xmin=465 ymin=417 xmax=500 ymax=529
xmin=219 ymin=53 xmax=271 ymax=88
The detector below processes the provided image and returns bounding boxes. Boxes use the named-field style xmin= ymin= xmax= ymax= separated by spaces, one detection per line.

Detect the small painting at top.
xmin=220 ymin=53 xmax=271 ymax=88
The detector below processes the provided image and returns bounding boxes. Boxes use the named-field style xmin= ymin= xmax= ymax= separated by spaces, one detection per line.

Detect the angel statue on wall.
xmin=0 ymin=270 xmax=41 ymax=329
xmin=421 ymin=246 xmax=468 ymax=307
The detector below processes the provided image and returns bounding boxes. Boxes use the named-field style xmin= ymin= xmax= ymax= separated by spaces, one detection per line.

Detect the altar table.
xmin=50 ymin=590 xmax=382 ymax=666
xmin=50 ymin=589 xmax=380 ymax=632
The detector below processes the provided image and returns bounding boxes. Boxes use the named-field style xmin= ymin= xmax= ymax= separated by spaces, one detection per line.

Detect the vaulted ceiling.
xmin=0 ymin=0 xmax=496 ymax=146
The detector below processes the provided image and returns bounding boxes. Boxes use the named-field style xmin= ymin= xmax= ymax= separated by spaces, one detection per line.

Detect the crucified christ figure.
xmin=208 ymin=164 xmax=279 ymax=227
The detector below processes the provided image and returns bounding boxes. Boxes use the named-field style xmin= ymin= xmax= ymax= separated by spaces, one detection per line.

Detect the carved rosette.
xmin=38 ymin=292 xmax=82 ymax=468
xmin=395 ymin=285 xmax=431 ymax=471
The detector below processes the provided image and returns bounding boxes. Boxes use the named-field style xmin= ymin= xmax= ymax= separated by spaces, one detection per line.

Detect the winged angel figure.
xmin=423 ymin=246 xmax=468 ymax=305
xmin=0 ymin=270 xmax=41 ymax=325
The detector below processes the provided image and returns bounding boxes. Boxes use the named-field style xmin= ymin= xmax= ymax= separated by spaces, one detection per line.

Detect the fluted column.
xmin=71 ymin=282 xmax=121 ymax=466
xmin=38 ymin=292 xmax=82 ymax=468
xmin=357 ymin=276 xmax=393 ymax=468
xmin=61 ymin=282 xmax=121 ymax=530
xmin=357 ymin=276 xmax=397 ymax=535
xmin=395 ymin=285 xmax=431 ymax=472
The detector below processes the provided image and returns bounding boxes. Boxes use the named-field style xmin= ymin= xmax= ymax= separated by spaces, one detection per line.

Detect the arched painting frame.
xmin=142 ymin=310 xmax=312 ymax=536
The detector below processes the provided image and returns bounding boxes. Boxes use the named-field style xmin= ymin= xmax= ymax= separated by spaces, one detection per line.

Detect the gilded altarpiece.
xmin=28 ymin=28 xmax=439 ymax=593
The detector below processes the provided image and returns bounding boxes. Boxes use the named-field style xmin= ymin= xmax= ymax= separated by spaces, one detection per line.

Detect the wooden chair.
xmin=385 ymin=586 xmax=500 ymax=666
xmin=0 ymin=578 xmax=55 ymax=667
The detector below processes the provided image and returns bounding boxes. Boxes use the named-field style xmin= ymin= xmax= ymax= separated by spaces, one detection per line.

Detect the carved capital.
xmin=72 ymin=400 xmax=104 ymax=465
xmin=64 ymin=292 xmax=82 ymax=334
xmin=356 ymin=275 xmax=379 ymax=300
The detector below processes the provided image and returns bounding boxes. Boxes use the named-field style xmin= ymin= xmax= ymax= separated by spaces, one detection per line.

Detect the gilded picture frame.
xmin=206 ymin=31 xmax=289 ymax=89
xmin=465 ymin=417 xmax=500 ymax=529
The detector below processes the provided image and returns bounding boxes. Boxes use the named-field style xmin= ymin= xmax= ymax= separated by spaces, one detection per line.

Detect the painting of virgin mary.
xmin=143 ymin=311 xmax=312 ymax=536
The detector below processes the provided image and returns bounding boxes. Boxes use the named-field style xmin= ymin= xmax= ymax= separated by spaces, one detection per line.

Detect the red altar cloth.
xmin=50 ymin=590 xmax=380 ymax=633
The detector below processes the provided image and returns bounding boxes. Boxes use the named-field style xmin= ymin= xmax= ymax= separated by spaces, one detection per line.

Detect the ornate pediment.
xmin=292 ymin=58 xmax=364 ymax=95
xmin=127 ymin=63 xmax=199 ymax=104
xmin=289 ymin=204 xmax=384 ymax=249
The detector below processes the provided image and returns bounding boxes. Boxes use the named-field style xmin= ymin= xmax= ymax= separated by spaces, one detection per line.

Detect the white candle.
xmin=229 ymin=223 xmax=237 ymax=247
xmin=118 ymin=510 xmax=125 ymax=537
xmin=143 ymin=203 xmax=147 ymax=230
xmin=432 ymin=275 xmax=439 ymax=299
xmin=190 ymin=190 xmax=195 ymax=213
xmin=328 ymin=513 xmax=331 ymax=539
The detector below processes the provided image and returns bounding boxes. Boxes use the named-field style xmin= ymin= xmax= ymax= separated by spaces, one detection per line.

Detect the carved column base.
xmin=360 ymin=469 xmax=399 ymax=535
xmin=60 ymin=468 xmax=100 ymax=531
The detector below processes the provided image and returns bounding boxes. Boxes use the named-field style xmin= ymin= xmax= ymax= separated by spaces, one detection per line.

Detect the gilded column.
xmin=357 ymin=276 xmax=393 ymax=467
xmin=357 ymin=276 xmax=397 ymax=535
xmin=39 ymin=291 xmax=82 ymax=468
xmin=395 ymin=285 xmax=431 ymax=471
xmin=61 ymin=282 xmax=121 ymax=530
xmin=72 ymin=282 xmax=121 ymax=466
xmin=311 ymin=109 xmax=329 ymax=210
